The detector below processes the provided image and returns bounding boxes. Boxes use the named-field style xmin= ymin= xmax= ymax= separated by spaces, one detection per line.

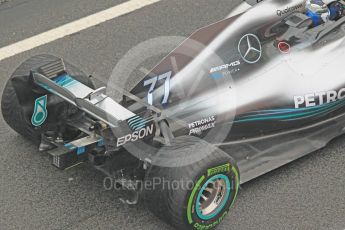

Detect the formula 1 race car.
xmin=2 ymin=0 xmax=345 ymax=229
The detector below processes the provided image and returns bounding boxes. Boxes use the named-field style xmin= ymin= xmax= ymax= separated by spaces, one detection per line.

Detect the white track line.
xmin=0 ymin=0 xmax=161 ymax=61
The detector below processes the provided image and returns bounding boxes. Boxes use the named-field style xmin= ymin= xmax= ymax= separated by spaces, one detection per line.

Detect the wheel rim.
xmin=196 ymin=174 xmax=231 ymax=220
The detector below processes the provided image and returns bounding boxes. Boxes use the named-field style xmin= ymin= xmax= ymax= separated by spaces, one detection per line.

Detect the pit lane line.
xmin=0 ymin=0 xmax=161 ymax=61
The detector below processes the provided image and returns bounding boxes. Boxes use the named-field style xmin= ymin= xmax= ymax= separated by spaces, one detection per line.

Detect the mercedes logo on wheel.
xmin=238 ymin=33 xmax=262 ymax=64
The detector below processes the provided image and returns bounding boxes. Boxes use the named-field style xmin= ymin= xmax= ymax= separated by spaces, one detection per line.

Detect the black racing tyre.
xmin=1 ymin=54 xmax=95 ymax=145
xmin=143 ymin=136 xmax=240 ymax=230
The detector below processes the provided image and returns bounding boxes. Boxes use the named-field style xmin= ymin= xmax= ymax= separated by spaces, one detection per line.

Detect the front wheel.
xmin=143 ymin=136 xmax=240 ymax=230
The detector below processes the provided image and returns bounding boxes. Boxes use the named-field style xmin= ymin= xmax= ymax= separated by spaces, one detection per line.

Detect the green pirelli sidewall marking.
xmin=229 ymin=166 xmax=240 ymax=209
xmin=187 ymin=175 xmax=205 ymax=224
xmin=207 ymin=163 xmax=231 ymax=177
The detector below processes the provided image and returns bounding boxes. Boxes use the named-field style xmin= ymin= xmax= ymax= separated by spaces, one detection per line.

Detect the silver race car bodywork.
xmin=5 ymin=0 xmax=345 ymax=184
xmin=129 ymin=0 xmax=345 ymax=182
xmin=3 ymin=1 xmax=345 ymax=228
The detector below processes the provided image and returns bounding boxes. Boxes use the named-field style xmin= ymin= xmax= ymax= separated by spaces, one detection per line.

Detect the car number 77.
xmin=144 ymin=71 xmax=172 ymax=105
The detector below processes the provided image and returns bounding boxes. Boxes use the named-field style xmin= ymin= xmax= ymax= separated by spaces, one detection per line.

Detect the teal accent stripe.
xmin=77 ymin=147 xmax=86 ymax=155
xmin=128 ymin=118 xmax=144 ymax=126
xmin=129 ymin=118 xmax=147 ymax=127
xmin=39 ymin=74 xmax=80 ymax=93
xmin=132 ymin=124 xmax=146 ymax=130
xmin=127 ymin=116 xmax=152 ymax=131
xmin=127 ymin=116 xmax=141 ymax=123
xmin=97 ymin=139 xmax=105 ymax=147
xmin=236 ymin=99 xmax=345 ymax=123
xmin=64 ymin=143 xmax=76 ymax=150
xmin=54 ymin=74 xmax=79 ymax=89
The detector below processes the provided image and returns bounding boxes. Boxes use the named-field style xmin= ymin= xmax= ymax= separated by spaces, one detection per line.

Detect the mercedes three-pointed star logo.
xmin=238 ymin=33 xmax=262 ymax=64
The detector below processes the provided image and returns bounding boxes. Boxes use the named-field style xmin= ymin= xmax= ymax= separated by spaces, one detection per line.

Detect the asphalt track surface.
xmin=0 ymin=0 xmax=344 ymax=229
